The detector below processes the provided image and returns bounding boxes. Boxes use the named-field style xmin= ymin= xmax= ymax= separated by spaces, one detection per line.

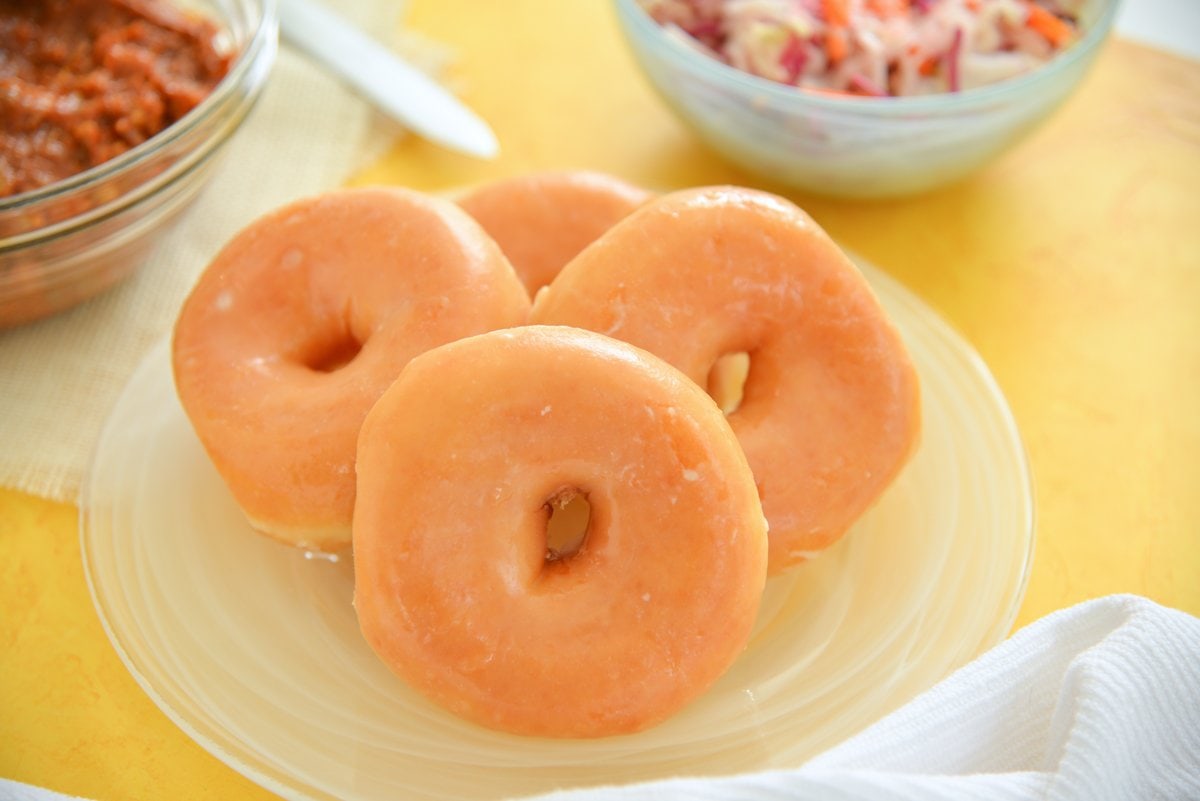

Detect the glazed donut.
xmin=173 ymin=187 xmax=530 ymax=551
xmin=530 ymin=187 xmax=921 ymax=574
xmin=458 ymin=171 xmax=653 ymax=298
xmin=353 ymin=325 xmax=768 ymax=738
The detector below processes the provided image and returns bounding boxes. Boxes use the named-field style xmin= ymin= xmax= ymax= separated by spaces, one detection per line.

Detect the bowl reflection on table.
xmin=0 ymin=0 xmax=278 ymax=329
xmin=613 ymin=0 xmax=1120 ymax=199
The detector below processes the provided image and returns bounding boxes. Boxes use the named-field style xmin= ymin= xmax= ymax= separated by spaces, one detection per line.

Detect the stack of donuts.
xmin=172 ymin=172 xmax=920 ymax=739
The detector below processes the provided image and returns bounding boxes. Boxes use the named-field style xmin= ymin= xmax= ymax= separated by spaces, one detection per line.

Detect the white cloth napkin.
xmin=527 ymin=594 xmax=1200 ymax=801
xmin=3 ymin=594 xmax=1197 ymax=800
xmin=0 ymin=0 xmax=451 ymax=505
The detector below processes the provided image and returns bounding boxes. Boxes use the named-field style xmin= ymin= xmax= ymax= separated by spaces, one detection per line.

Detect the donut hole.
xmin=706 ymin=351 xmax=750 ymax=415
xmin=302 ymin=329 xmax=364 ymax=373
xmin=544 ymin=489 xmax=591 ymax=562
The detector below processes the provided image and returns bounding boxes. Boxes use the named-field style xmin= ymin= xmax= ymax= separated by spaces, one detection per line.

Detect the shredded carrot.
xmin=866 ymin=0 xmax=909 ymax=17
xmin=1024 ymin=1 xmax=1073 ymax=47
xmin=822 ymin=0 xmax=850 ymax=27
xmin=826 ymin=26 xmax=848 ymax=63
xmin=918 ymin=55 xmax=939 ymax=76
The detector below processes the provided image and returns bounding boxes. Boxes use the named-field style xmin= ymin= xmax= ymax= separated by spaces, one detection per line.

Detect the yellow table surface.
xmin=2 ymin=2 xmax=1197 ymax=798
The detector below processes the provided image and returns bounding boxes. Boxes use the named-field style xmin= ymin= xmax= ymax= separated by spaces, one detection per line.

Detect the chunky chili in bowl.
xmin=0 ymin=0 xmax=231 ymax=198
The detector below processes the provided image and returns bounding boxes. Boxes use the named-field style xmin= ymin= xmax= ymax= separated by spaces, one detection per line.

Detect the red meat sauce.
xmin=0 ymin=0 xmax=231 ymax=198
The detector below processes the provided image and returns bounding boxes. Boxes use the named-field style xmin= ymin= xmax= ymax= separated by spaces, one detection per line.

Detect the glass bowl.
xmin=0 ymin=0 xmax=278 ymax=329
xmin=613 ymin=0 xmax=1120 ymax=199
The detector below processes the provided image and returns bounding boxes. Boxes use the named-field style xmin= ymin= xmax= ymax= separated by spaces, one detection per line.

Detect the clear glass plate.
xmin=81 ymin=255 xmax=1034 ymax=801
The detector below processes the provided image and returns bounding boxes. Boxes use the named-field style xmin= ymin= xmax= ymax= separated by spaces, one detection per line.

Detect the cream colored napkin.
xmin=0 ymin=2 xmax=446 ymax=504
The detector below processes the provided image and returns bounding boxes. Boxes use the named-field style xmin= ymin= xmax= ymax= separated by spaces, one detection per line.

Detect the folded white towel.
xmin=529 ymin=594 xmax=1200 ymax=801
xmin=4 ymin=595 xmax=1198 ymax=801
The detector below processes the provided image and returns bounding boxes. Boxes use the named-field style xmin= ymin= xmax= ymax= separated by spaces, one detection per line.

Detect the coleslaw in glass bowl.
xmin=616 ymin=0 xmax=1119 ymax=198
